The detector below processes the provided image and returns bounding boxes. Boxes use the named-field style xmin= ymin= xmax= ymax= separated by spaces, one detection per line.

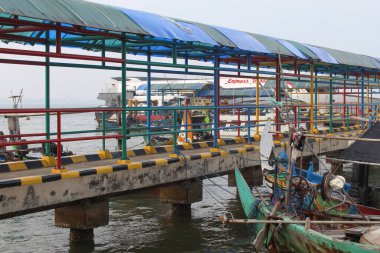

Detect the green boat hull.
xmin=234 ymin=169 xmax=380 ymax=253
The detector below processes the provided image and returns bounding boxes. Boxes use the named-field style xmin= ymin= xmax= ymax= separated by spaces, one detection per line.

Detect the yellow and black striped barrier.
xmin=0 ymin=146 xmax=256 ymax=189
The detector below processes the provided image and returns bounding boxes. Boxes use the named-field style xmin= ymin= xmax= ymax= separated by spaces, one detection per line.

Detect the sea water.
xmin=0 ymin=112 xmax=257 ymax=253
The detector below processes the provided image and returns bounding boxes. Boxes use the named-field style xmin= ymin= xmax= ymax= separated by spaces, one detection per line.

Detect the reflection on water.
xmin=0 ymin=112 xmax=259 ymax=252
xmin=0 ymin=178 xmax=256 ymax=253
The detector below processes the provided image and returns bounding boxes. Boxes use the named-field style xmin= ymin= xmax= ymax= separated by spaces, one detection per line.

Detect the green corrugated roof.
xmin=321 ymin=47 xmax=380 ymax=69
xmin=249 ymin=33 xmax=294 ymax=57
xmin=0 ymin=0 xmax=147 ymax=34
xmin=191 ymin=22 xmax=236 ymax=48
xmin=0 ymin=0 xmax=379 ymax=72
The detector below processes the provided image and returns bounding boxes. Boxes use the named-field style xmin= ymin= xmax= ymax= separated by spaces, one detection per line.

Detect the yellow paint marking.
xmin=128 ymin=162 xmax=143 ymax=170
xmin=198 ymin=142 xmax=209 ymax=148
xmin=61 ymin=171 xmax=80 ymax=179
xmin=8 ymin=162 xmax=28 ymax=172
xmin=71 ymin=155 xmax=87 ymax=163
xmin=96 ymin=166 xmax=113 ymax=174
xmin=164 ymin=146 xmax=174 ymax=153
xmin=155 ymin=159 xmax=169 ymax=166
xmin=200 ymin=153 xmax=212 ymax=159
xmin=21 ymin=176 xmax=42 ymax=185
xmin=127 ymin=150 xmax=136 ymax=157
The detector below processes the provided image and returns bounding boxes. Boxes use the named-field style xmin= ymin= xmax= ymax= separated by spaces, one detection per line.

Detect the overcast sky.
xmin=0 ymin=0 xmax=379 ymax=106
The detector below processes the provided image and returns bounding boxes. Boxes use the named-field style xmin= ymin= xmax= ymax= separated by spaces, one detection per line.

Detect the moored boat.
xmin=235 ymin=168 xmax=380 ymax=252
xmin=231 ymin=120 xmax=380 ymax=252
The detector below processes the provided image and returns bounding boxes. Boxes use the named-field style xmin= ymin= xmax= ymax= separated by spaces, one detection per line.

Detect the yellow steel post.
xmin=310 ymin=63 xmax=314 ymax=133
xmin=256 ymin=65 xmax=260 ymax=135
xmin=366 ymin=82 xmax=370 ymax=116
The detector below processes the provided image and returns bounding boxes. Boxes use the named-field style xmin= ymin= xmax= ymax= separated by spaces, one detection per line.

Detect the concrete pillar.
xmin=160 ymin=179 xmax=202 ymax=215
xmin=228 ymin=166 xmax=262 ymax=187
xmin=55 ymin=198 xmax=109 ymax=244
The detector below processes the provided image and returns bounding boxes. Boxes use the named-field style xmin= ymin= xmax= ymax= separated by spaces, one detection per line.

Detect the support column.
xmin=160 ymin=180 xmax=202 ymax=215
xmin=228 ymin=166 xmax=262 ymax=187
xmin=275 ymin=61 xmax=280 ymax=138
xmin=358 ymin=164 xmax=369 ymax=205
xmin=329 ymin=67 xmax=333 ymax=133
xmin=213 ymin=54 xmax=220 ymax=149
xmin=55 ymin=198 xmax=109 ymax=244
xmin=310 ymin=63 xmax=315 ymax=133
xmin=42 ymin=30 xmax=55 ymax=167
xmin=361 ymin=70 xmax=365 ymax=129
xmin=119 ymin=38 xmax=130 ymax=164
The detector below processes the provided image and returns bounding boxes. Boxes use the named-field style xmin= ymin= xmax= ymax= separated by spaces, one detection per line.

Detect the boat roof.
xmin=137 ymin=82 xmax=212 ymax=91
xmin=338 ymin=122 xmax=380 ymax=165
xmin=0 ymin=0 xmax=379 ymax=72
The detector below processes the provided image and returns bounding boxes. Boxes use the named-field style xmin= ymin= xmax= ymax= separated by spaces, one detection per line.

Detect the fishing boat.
xmin=227 ymin=121 xmax=380 ymax=252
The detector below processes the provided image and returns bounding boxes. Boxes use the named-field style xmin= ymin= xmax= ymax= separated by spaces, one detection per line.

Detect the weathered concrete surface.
xmin=70 ymin=229 xmax=94 ymax=244
xmin=0 ymin=135 xmax=354 ymax=219
xmin=55 ymin=198 xmax=109 ymax=229
xmin=160 ymin=179 xmax=203 ymax=204
xmin=228 ymin=166 xmax=262 ymax=187
xmin=160 ymin=179 xmax=202 ymax=215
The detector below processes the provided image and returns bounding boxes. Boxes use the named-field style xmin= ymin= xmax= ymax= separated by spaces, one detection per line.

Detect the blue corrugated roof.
xmin=212 ymin=26 xmax=271 ymax=53
xmin=119 ymin=8 xmax=218 ymax=46
xmin=0 ymin=0 xmax=379 ymax=70
xmin=278 ymin=39 xmax=307 ymax=59
xmin=303 ymin=44 xmax=339 ymax=64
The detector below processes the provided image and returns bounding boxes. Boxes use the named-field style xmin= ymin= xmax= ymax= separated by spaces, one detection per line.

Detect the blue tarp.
xmin=278 ymin=39 xmax=307 ymax=59
xmin=212 ymin=26 xmax=270 ymax=53
xmin=303 ymin=44 xmax=339 ymax=64
xmin=119 ymin=8 xmax=218 ymax=46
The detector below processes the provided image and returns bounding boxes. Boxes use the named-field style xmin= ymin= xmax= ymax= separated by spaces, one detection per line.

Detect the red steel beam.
xmin=0 ymin=17 xmax=123 ymax=39
xmin=0 ymin=33 xmax=46 ymax=44
xmin=0 ymin=108 xmax=124 ymax=113
xmin=0 ymin=47 xmax=123 ymax=63
xmin=0 ymin=58 xmax=46 ymax=66
xmin=2 ymin=135 xmax=123 ymax=148
xmin=0 ymin=26 xmax=51 ymax=34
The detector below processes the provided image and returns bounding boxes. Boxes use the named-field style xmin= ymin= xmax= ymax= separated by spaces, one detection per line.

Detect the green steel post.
xmin=45 ymin=31 xmax=51 ymax=156
xmin=101 ymin=40 xmax=106 ymax=67
xmin=102 ymin=111 xmax=106 ymax=150
xmin=346 ymin=68 xmax=350 ymax=128
xmin=173 ymin=109 xmax=177 ymax=153
xmin=172 ymin=46 xmax=177 ymax=65
xmin=121 ymin=38 xmax=128 ymax=160
xmin=329 ymin=67 xmax=333 ymax=133
xmin=297 ymin=107 xmax=300 ymax=129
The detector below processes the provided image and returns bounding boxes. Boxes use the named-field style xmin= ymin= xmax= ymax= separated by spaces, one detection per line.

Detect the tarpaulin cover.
xmin=321 ymin=47 xmax=380 ymax=69
xmin=278 ymin=40 xmax=307 ymax=59
xmin=303 ymin=44 xmax=339 ymax=64
xmin=191 ymin=22 xmax=236 ymax=48
xmin=119 ymin=8 xmax=218 ymax=46
xmin=249 ymin=34 xmax=294 ymax=57
xmin=0 ymin=0 xmax=147 ymax=34
xmin=0 ymin=0 xmax=380 ymax=70
xmin=212 ymin=26 xmax=270 ymax=53
xmin=338 ymin=122 xmax=380 ymax=164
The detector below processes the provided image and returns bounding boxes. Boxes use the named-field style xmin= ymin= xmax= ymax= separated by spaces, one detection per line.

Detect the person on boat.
xmin=0 ymin=131 xmax=15 ymax=162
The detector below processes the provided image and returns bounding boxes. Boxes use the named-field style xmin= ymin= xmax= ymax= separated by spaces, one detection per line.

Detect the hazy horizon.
xmin=0 ymin=0 xmax=379 ymax=106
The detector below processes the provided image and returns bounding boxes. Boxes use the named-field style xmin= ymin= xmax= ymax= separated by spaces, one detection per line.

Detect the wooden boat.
xmin=235 ymin=168 xmax=380 ymax=252
xmin=232 ymin=120 xmax=380 ymax=252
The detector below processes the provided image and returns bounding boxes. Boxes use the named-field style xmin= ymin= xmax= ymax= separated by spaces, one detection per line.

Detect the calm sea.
xmin=0 ymin=112 xmax=256 ymax=253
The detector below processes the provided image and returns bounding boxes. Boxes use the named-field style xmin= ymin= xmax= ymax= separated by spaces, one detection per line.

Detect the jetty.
xmin=0 ymin=0 xmax=379 ymax=244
